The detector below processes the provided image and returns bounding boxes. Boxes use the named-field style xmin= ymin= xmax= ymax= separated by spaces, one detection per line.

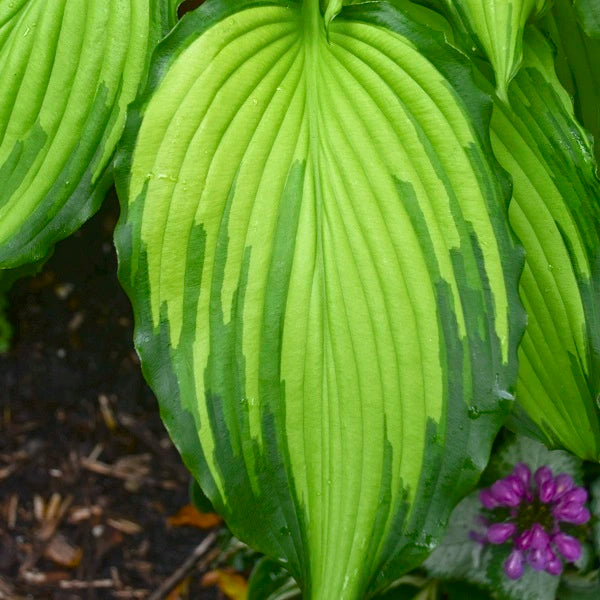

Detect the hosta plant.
xmin=2 ymin=0 xmax=600 ymax=598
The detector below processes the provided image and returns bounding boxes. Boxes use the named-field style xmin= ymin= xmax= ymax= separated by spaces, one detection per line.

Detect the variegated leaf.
xmin=412 ymin=0 xmax=600 ymax=461
xmin=488 ymin=27 xmax=600 ymax=459
xmin=115 ymin=0 xmax=523 ymax=597
xmin=0 ymin=0 xmax=176 ymax=269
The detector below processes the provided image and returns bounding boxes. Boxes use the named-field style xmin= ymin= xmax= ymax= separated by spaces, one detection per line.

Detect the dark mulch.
xmin=0 ymin=192 xmax=219 ymax=600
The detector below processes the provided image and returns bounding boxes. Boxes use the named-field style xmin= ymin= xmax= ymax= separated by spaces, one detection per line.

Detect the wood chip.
xmin=107 ymin=517 xmax=142 ymax=535
xmin=67 ymin=311 xmax=85 ymax=331
xmin=37 ymin=494 xmax=73 ymax=541
xmin=87 ymin=443 xmax=104 ymax=462
xmin=33 ymin=495 xmax=44 ymax=522
xmin=22 ymin=570 xmax=70 ymax=584
xmin=43 ymin=534 xmax=82 ymax=568
xmin=0 ymin=464 xmax=15 ymax=481
xmin=0 ymin=575 xmax=23 ymax=600
xmin=68 ymin=505 xmax=102 ymax=523
xmin=7 ymin=494 xmax=18 ymax=529
xmin=99 ymin=394 xmax=117 ymax=431
xmin=59 ymin=579 xmax=114 ymax=589
xmin=45 ymin=492 xmax=62 ymax=522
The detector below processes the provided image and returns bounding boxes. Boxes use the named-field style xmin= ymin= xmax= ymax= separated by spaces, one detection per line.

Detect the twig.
xmin=147 ymin=532 xmax=218 ymax=600
xmin=80 ymin=453 xmax=177 ymax=490
xmin=59 ymin=579 xmax=114 ymax=589
xmin=112 ymin=591 xmax=148 ymax=599
xmin=7 ymin=494 xmax=18 ymax=529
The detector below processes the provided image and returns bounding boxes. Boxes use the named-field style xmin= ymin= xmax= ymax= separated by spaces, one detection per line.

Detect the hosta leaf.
xmin=486 ymin=28 xmax=600 ymax=459
xmin=0 ymin=0 xmax=174 ymax=269
xmin=432 ymin=0 xmax=550 ymax=100
xmin=416 ymin=0 xmax=600 ymax=457
xmin=115 ymin=0 xmax=523 ymax=597
xmin=542 ymin=0 xmax=600 ymax=162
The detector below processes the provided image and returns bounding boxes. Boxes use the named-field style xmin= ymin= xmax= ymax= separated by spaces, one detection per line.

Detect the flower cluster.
xmin=477 ymin=463 xmax=590 ymax=580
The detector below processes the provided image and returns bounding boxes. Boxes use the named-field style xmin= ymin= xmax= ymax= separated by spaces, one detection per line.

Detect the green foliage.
xmin=5 ymin=0 xmax=600 ymax=598
xmin=114 ymin=0 xmax=526 ymax=596
xmin=189 ymin=477 xmax=215 ymax=514
xmin=247 ymin=557 xmax=301 ymax=600
xmin=492 ymin=28 xmax=600 ymax=460
xmin=0 ymin=0 xmax=173 ymax=269
xmin=404 ymin=0 xmax=600 ymax=462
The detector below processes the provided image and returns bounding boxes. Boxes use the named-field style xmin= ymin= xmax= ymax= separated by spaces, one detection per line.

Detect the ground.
xmin=0 ymin=191 xmax=221 ymax=600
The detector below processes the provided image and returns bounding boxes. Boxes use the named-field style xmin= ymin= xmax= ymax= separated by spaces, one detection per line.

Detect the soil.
xmin=0 ymin=191 xmax=220 ymax=600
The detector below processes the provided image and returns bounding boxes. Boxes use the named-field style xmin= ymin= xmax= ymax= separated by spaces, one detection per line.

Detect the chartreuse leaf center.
xmin=116 ymin=0 xmax=523 ymax=598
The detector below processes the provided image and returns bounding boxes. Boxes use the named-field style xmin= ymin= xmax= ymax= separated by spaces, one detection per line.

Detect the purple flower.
xmin=475 ymin=463 xmax=590 ymax=580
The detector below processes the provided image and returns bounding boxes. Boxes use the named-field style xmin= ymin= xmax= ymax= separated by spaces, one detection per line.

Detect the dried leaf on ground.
xmin=202 ymin=570 xmax=248 ymax=600
xmin=167 ymin=505 xmax=222 ymax=529
xmin=166 ymin=577 xmax=190 ymax=600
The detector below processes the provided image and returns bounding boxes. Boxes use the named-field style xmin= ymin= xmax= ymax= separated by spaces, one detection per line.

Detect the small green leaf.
xmin=0 ymin=294 xmax=11 ymax=353
xmin=0 ymin=0 xmax=171 ymax=269
xmin=247 ymin=557 xmax=301 ymax=600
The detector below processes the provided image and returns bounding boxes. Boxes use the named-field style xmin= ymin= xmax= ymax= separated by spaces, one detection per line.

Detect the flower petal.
xmin=552 ymin=532 xmax=582 ymax=561
xmin=480 ymin=488 xmax=500 ymax=510
xmin=487 ymin=522 xmax=517 ymax=544
xmin=513 ymin=463 xmax=531 ymax=488
xmin=534 ymin=466 xmax=553 ymax=490
xmin=553 ymin=474 xmax=574 ymax=500
xmin=491 ymin=479 xmax=522 ymax=507
xmin=515 ymin=528 xmax=534 ymax=550
xmin=530 ymin=523 xmax=550 ymax=550
xmin=539 ymin=478 xmax=557 ymax=503
xmin=504 ymin=549 xmax=525 ymax=579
